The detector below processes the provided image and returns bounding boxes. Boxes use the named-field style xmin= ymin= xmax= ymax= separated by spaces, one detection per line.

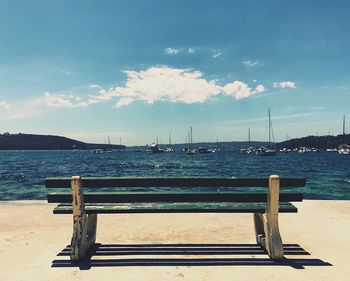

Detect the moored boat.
xmin=256 ymin=146 xmax=276 ymax=156
xmin=147 ymin=143 xmax=165 ymax=153
xmin=338 ymin=144 xmax=350 ymax=155
xmin=241 ymin=128 xmax=254 ymax=154
xmin=338 ymin=115 xmax=349 ymax=155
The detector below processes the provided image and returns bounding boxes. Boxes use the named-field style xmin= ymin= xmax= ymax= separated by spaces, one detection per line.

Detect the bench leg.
xmin=253 ymin=212 xmax=283 ymax=259
xmin=254 ymin=175 xmax=284 ymax=259
xmin=261 ymin=212 xmax=284 ymax=259
xmin=253 ymin=213 xmax=265 ymax=246
xmin=70 ymin=213 xmax=97 ymax=261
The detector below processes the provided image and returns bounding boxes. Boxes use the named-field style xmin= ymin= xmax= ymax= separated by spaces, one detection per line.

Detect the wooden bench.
xmin=45 ymin=175 xmax=306 ymax=261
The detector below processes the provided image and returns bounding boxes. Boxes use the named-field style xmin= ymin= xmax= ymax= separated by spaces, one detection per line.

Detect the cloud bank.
xmin=41 ymin=66 xmax=266 ymax=108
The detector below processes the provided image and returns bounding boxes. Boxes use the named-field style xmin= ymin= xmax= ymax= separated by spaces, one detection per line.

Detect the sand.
xmin=0 ymin=200 xmax=349 ymax=281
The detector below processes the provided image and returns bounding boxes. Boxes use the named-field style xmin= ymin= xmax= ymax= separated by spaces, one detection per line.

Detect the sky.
xmin=0 ymin=0 xmax=350 ymax=145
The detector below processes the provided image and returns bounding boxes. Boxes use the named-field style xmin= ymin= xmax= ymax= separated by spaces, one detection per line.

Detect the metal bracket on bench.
xmin=70 ymin=176 xmax=97 ymax=261
xmin=254 ymin=175 xmax=284 ymax=259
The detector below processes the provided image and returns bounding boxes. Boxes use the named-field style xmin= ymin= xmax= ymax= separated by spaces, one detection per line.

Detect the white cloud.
xmin=222 ymin=81 xmax=265 ymax=100
xmin=0 ymin=100 xmax=11 ymax=110
xmin=242 ymin=60 xmax=259 ymax=68
xmin=105 ymin=67 xmax=264 ymax=105
xmin=40 ymin=66 xmax=266 ymax=109
xmin=110 ymin=67 xmax=222 ymax=106
xmin=212 ymin=51 xmax=221 ymax=59
xmin=0 ymin=99 xmax=40 ymax=121
xmin=255 ymin=84 xmax=265 ymax=93
xmin=164 ymin=47 xmax=197 ymax=55
xmin=60 ymin=70 xmax=73 ymax=75
xmin=187 ymin=48 xmax=196 ymax=54
xmin=272 ymin=81 xmax=297 ymax=89
xmin=116 ymin=97 xmax=135 ymax=108
xmin=164 ymin=48 xmax=179 ymax=55
xmin=222 ymin=81 xmax=252 ymax=100
xmin=41 ymin=92 xmax=82 ymax=108
xmin=89 ymin=84 xmax=102 ymax=89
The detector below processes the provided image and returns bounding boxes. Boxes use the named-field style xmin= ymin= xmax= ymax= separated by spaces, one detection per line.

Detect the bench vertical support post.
xmin=253 ymin=213 xmax=265 ymax=246
xmin=262 ymin=175 xmax=284 ymax=259
xmin=70 ymin=176 xmax=97 ymax=261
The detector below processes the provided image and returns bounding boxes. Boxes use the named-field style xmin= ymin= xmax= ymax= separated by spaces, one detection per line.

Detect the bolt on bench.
xmin=45 ymin=175 xmax=306 ymax=261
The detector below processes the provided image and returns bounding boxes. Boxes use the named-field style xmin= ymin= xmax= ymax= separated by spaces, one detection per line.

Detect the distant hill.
xmin=0 ymin=133 xmax=126 ymax=150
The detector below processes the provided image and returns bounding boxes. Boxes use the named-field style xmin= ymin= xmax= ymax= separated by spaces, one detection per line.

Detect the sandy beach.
xmin=0 ymin=200 xmax=349 ymax=281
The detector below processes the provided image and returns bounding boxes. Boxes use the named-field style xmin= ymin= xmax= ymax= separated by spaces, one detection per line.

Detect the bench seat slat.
xmin=45 ymin=177 xmax=306 ymax=188
xmin=53 ymin=202 xmax=298 ymax=214
xmin=47 ymin=192 xmax=303 ymax=203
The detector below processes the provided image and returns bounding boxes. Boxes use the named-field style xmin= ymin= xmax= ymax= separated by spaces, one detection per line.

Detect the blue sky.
xmin=0 ymin=0 xmax=349 ymax=145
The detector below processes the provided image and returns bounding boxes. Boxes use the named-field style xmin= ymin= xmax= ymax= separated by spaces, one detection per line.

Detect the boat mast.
xmin=268 ymin=109 xmax=271 ymax=144
xmin=190 ymin=127 xmax=193 ymax=150
xmin=169 ymin=132 xmax=171 ymax=146
xmin=248 ymin=128 xmax=251 ymax=146
xmin=343 ymin=115 xmax=346 ymax=145
xmin=188 ymin=132 xmax=191 ymax=150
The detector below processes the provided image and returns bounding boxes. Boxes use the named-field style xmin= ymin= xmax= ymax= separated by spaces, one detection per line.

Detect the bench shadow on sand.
xmin=51 ymin=243 xmax=332 ymax=270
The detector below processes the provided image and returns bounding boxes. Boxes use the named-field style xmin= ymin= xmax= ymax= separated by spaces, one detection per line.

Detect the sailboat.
xmin=164 ymin=133 xmax=175 ymax=152
xmin=186 ymin=127 xmax=195 ymax=154
xmin=147 ymin=137 xmax=165 ymax=153
xmin=256 ymin=109 xmax=276 ymax=156
xmin=104 ymin=136 xmax=113 ymax=152
xmin=240 ymin=128 xmax=254 ymax=154
xmin=338 ymin=115 xmax=350 ymax=155
xmin=92 ymin=136 xmax=112 ymax=153
xmin=198 ymin=136 xmax=218 ymax=153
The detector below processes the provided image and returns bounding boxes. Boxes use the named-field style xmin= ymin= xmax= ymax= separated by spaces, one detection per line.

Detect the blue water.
xmin=0 ymin=149 xmax=349 ymax=200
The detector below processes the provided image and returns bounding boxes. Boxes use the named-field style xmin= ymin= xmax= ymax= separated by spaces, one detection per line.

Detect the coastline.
xmin=0 ymin=200 xmax=349 ymax=281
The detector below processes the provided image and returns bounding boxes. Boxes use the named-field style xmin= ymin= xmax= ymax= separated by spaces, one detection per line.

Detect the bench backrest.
xmin=45 ymin=176 xmax=306 ymax=204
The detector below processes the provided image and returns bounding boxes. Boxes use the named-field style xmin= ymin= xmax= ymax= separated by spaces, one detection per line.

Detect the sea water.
xmin=0 ymin=149 xmax=349 ymax=200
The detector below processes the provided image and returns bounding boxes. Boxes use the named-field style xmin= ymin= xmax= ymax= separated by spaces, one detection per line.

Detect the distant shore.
xmin=0 ymin=133 xmax=126 ymax=150
xmin=1 ymin=132 xmax=350 ymax=150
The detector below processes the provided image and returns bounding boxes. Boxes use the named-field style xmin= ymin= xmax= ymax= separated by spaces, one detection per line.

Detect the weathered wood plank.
xmin=47 ymin=192 xmax=303 ymax=203
xmin=262 ymin=175 xmax=284 ymax=259
xmin=53 ymin=202 xmax=298 ymax=214
xmin=70 ymin=176 xmax=97 ymax=261
xmin=45 ymin=177 xmax=306 ymax=189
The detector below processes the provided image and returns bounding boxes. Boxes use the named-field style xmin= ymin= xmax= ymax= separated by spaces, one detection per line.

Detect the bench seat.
xmin=53 ymin=201 xmax=298 ymax=214
xmin=47 ymin=191 xmax=303 ymax=203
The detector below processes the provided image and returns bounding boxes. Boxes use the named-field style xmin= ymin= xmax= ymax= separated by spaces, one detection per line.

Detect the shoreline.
xmin=0 ymin=200 xmax=349 ymax=281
